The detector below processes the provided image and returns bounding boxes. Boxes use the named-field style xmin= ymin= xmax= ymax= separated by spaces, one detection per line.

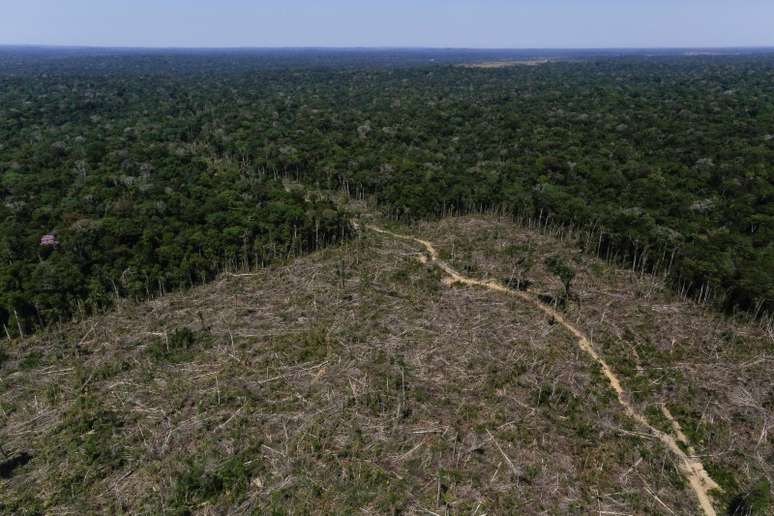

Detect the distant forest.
xmin=1 ymin=49 xmax=772 ymax=333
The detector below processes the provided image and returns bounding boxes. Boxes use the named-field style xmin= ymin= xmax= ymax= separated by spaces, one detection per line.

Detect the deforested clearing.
xmin=461 ymin=59 xmax=551 ymax=68
xmin=1 ymin=216 xmax=771 ymax=514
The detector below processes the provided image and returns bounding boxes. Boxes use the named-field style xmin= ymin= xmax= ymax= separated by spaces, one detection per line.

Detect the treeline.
xmin=1 ymin=51 xmax=772 ymax=333
xmin=0 ymin=83 xmax=351 ymax=333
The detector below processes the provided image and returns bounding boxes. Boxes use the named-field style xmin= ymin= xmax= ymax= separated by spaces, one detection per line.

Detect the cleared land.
xmin=1 ymin=216 xmax=771 ymax=514
xmin=460 ymin=59 xmax=550 ymax=68
xmin=365 ymin=224 xmax=721 ymax=515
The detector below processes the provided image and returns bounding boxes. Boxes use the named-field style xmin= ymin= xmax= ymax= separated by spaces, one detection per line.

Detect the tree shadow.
xmin=0 ymin=452 xmax=32 ymax=479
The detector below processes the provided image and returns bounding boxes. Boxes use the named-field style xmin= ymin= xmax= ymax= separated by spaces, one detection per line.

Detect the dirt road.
xmin=366 ymin=224 xmax=721 ymax=516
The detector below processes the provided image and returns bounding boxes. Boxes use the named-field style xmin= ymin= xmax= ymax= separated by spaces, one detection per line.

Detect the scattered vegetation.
xmin=147 ymin=326 xmax=213 ymax=363
xmin=1 ymin=216 xmax=770 ymax=513
xmin=727 ymin=480 xmax=771 ymax=516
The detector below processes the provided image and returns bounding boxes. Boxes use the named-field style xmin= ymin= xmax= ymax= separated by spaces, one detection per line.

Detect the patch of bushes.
xmin=389 ymin=258 xmax=441 ymax=295
xmin=58 ymin=397 xmax=125 ymax=469
xmin=532 ymin=383 xmax=574 ymax=408
xmin=147 ymin=327 xmax=213 ymax=363
xmin=0 ymin=492 xmax=45 ymax=516
xmin=40 ymin=396 xmax=128 ymax=503
xmin=271 ymin=325 xmax=335 ymax=364
xmin=19 ymin=351 xmax=43 ymax=370
xmin=727 ymin=479 xmax=771 ymax=516
xmin=169 ymin=450 xmax=262 ymax=514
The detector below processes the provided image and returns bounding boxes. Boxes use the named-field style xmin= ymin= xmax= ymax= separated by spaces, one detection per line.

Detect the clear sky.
xmin=2 ymin=0 xmax=773 ymax=49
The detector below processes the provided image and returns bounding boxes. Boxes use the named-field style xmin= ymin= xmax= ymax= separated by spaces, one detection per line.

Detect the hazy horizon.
xmin=4 ymin=44 xmax=774 ymax=51
xmin=3 ymin=1 xmax=774 ymax=49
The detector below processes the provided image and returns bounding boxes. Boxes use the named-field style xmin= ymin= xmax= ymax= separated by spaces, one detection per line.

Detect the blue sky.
xmin=2 ymin=0 xmax=773 ymax=48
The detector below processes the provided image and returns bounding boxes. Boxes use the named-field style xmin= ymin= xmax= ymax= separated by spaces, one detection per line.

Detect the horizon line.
xmin=3 ymin=43 xmax=774 ymax=52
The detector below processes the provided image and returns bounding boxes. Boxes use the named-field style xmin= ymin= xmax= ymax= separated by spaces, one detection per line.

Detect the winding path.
xmin=365 ymin=224 xmax=721 ymax=516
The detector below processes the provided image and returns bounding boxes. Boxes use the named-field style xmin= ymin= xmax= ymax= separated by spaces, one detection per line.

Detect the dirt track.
xmin=366 ymin=224 xmax=721 ymax=516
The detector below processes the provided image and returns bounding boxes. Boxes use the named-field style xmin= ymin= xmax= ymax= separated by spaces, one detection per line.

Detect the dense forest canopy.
xmin=0 ymin=48 xmax=772 ymax=333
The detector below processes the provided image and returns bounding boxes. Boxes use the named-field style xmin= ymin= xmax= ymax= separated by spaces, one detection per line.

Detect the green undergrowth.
xmin=147 ymin=327 xmax=214 ymax=363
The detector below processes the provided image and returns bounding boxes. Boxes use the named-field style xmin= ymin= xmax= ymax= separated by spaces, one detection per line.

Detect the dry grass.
xmin=0 ymin=216 xmax=771 ymax=514
xmin=415 ymin=216 xmax=774 ymax=512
